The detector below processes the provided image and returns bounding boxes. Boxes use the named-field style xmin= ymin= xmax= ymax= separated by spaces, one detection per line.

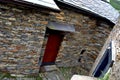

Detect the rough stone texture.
xmin=0 ymin=2 xmax=112 ymax=75
xmin=55 ymin=8 xmax=112 ymax=75
xmin=40 ymin=70 xmax=65 ymax=80
xmin=0 ymin=3 xmax=46 ymax=75
xmin=59 ymin=0 xmax=119 ymax=23
xmin=90 ymin=18 xmax=120 ymax=79
xmin=109 ymin=18 xmax=120 ymax=80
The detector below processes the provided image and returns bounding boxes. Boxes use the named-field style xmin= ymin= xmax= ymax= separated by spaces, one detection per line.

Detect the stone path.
xmin=40 ymin=65 xmax=65 ymax=80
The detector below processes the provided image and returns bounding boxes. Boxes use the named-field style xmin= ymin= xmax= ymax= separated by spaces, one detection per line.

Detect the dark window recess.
xmin=93 ymin=43 xmax=112 ymax=78
xmin=78 ymin=49 xmax=86 ymax=62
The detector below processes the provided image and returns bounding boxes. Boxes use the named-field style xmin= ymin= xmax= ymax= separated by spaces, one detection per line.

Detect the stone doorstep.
xmin=40 ymin=65 xmax=59 ymax=72
xmin=40 ymin=65 xmax=65 ymax=80
xmin=71 ymin=75 xmax=97 ymax=80
xmin=11 ymin=74 xmax=25 ymax=77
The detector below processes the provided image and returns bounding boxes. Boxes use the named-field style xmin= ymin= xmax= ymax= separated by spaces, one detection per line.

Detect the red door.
xmin=41 ymin=32 xmax=64 ymax=66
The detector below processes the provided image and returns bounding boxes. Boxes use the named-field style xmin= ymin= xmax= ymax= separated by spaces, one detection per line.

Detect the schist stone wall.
xmin=107 ymin=18 xmax=120 ymax=80
xmin=0 ymin=3 xmax=46 ymax=75
xmin=90 ymin=18 xmax=120 ymax=79
xmin=0 ymin=3 xmax=113 ymax=75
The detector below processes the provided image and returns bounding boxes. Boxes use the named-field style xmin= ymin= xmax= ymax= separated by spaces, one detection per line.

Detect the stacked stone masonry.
xmin=0 ymin=3 xmax=112 ymax=75
xmin=90 ymin=18 xmax=120 ymax=79
xmin=107 ymin=18 xmax=120 ymax=80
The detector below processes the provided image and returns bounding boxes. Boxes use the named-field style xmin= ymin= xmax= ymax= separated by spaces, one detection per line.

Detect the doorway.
xmin=93 ymin=42 xmax=113 ymax=77
xmin=41 ymin=29 xmax=64 ymax=66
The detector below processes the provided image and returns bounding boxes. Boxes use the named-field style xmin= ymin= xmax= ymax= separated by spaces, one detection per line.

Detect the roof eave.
xmin=0 ymin=0 xmax=61 ymax=12
xmin=56 ymin=0 xmax=117 ymax=24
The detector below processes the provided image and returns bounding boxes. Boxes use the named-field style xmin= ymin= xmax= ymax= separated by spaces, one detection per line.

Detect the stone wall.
xmin=0 ymin=2 xmax=113 ymax=75
xmin=90 ymin=18 xmax=120 ymax=79
xmin=55 ymin=8 xmax=112 ymax=75
xmin=0 ymin=3 xmax=47 ymax=75
xmin=108 ymin=18 xmax=120 ymax=80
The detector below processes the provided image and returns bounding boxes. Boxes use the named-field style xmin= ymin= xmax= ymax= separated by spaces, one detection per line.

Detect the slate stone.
xmin=0 ymin=2 xmax=112 ymax=76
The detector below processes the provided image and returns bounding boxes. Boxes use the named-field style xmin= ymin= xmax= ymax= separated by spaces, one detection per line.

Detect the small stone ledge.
xmin=40 ymin=65 xmax=59 ymax=72
xmin=71 ymin=75 xmax=97 ymax=80
xmin=39 ymin=65 xmax=65 ymax=80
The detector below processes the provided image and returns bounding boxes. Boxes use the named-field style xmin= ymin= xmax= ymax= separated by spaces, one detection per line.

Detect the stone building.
xmin=109 ymin=18 xmax=120 ymax=80
xmin=90 ymin=18 xmax=120 ymax=79
xmin=0 ymin=0 xmax=119 ymax=76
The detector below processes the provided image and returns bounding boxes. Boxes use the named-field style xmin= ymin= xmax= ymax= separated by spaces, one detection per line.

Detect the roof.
xmin=57 ymin=0 xmax=119 ymax=24
xmin=0 ymin=0 xmax=60 ymax=11
xmin=19 ymin=0 xmax=60 ymax=10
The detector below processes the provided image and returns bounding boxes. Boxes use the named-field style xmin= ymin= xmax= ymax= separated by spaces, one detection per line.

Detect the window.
xmin=92 ymin=42 xmax=114 ymax=77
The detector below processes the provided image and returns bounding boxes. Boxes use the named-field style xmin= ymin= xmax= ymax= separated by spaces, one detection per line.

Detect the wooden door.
xmin=41 ymin=32 xmax=64 ymax=66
